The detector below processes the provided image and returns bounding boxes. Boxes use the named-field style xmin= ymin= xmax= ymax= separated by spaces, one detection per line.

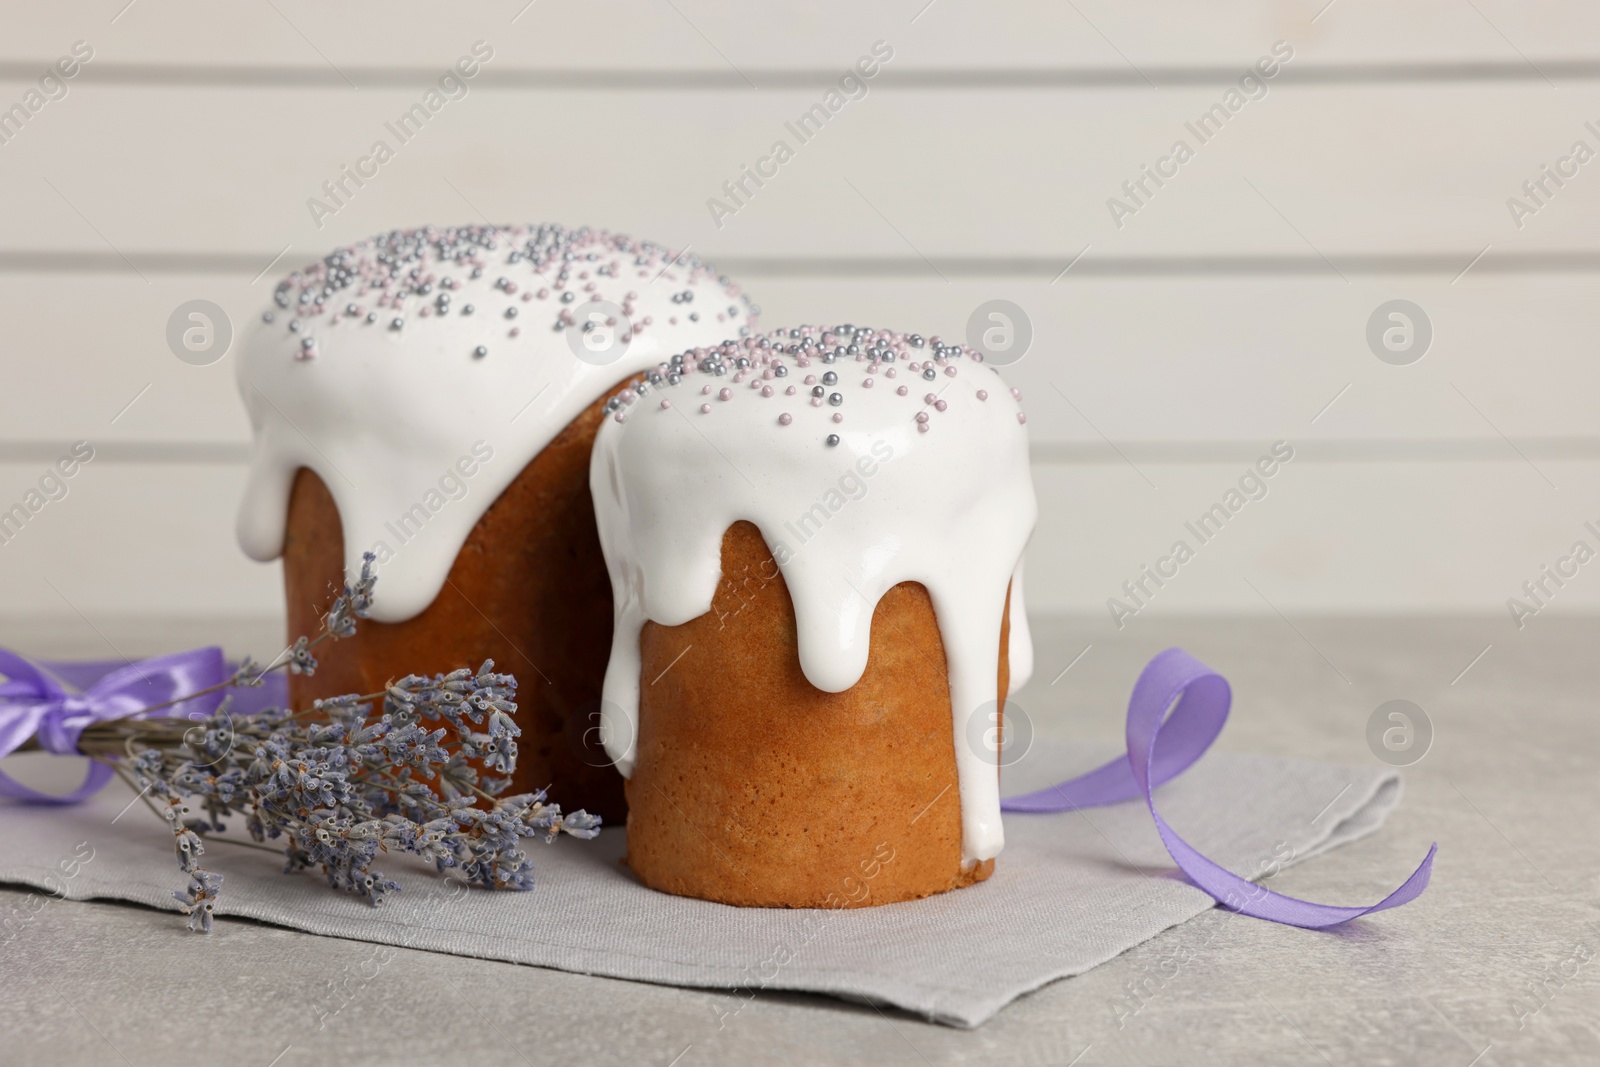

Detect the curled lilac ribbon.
xmin=1002 ymin=647 xmax=1436 ymax=928
xmin=0 ymin=647 xmax=232 ymax=803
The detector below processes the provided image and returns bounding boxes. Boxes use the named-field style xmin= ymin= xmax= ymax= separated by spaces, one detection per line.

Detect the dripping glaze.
xmin=234 ymin=224 xmax=757 ymax=621
xmin=590 ymin=324 xmax=1036 ymax=864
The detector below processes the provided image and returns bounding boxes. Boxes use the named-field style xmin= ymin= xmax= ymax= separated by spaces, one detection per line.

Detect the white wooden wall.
xmin=2 ymin=1 xmax=1598 ymax=638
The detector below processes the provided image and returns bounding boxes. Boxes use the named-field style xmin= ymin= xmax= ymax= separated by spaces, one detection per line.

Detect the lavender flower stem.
xmin=58 ymin=552 xmax=601 ymax=932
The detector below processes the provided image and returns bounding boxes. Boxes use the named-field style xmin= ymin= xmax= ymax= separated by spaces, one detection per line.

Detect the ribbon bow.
xmin=1003 ymin=647 xmax=1436 ymax=928
xmin=0 ymin=646 xmax=231 ymax=803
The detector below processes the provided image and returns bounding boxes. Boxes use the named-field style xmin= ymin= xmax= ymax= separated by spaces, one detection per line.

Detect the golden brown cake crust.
xmin=624 ymin=520 xmax=1007 ymax=908
xmin=282 ymin=387 xmax=628 ymax=822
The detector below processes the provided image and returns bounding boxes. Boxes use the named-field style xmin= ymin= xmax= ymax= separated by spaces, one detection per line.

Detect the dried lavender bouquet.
xmin=73 ymin=554 xmax=600 ymax=932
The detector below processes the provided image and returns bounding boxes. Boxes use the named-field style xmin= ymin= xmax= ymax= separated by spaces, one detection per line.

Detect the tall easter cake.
xmin=590 ymin=324 xmax=1035 ymax=906
xmin=235 ymin=225 xmax=756 ymax=819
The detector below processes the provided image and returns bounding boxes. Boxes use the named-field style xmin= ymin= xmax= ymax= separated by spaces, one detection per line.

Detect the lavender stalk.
xmin=73 ymin=553 xmax=600 ymax=933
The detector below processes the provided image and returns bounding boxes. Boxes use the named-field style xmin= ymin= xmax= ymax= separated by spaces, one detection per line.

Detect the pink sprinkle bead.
xmin=1017 ymin=412 xmax=1027 ymax=424
xmin=945 ymin=366 xmax=957 ymax=376
xmin=832 ymin=412 xmax=843 ymax=423
xmin=719 ymin=388 xmax=732 ymax=401
xmin=811 ymin=397 xmax=823 ymax=407
xmin=977 ymin=389 xmax=988 ymax=400
xmin=702 ymin=385 xmax=712 ymax=395
xmin=660 ymin=399 xmax=672 ymax=409
xmin=762 ymin=385 xmax=774 ymax=397
xmin=1012 ymin=387 xmax=1022 ymax=399
xmin=700 ymin=403 xmax=712 ymax=414
xmin=863 ymin=378 xmax=874 ymax=388
xmin=915 ymin=412 xmax=929 ymax=423
xmin=934 ymin=399 xmax=947 ymax=411
xmin=896 ymin=385 xmax=908 ymax=396
xmin=917 ymin=422 xmax=929 ymax=433
xmin=786 ymin=385 xmax=797 ymax=395
xmin=778 ymin=413 xmax=792 ymax=426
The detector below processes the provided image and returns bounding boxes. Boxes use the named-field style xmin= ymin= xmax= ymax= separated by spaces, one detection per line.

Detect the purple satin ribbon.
xmin=0 ymin=647 xmax=236 ymax=803
xmin=1002 ymin=647 xmax=1436 ymax=928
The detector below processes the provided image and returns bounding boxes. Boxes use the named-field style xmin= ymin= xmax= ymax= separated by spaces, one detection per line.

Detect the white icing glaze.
xmin=234 ymin=225 xmax=757 ymax=622
xmin=590 ymin=325 xmax=1036 ymax=864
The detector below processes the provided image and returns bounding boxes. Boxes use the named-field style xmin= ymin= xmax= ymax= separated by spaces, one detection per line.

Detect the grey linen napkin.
xmin=0 ymin=739 xmax=1402 ymax=1028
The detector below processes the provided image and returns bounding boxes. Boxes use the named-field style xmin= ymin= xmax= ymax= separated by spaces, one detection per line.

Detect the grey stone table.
xmin=1 ymin=614 xmax=1597 ymax=1066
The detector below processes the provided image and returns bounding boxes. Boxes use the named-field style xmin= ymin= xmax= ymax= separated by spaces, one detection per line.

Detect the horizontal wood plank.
xmin=0 ymin=84 xmax=1599 ymax=260
xmin=1 ymin=458 xmax=1597 ymax=618
xmin=0 ymin=274 xmax=1594 ymax=446
xmin=2 ymin=1 xmax=1597 ymax=72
